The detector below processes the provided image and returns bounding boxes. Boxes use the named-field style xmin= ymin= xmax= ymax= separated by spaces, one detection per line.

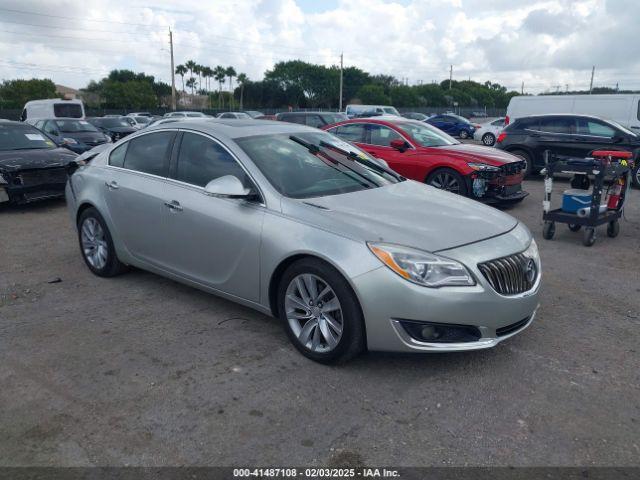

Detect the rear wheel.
xmin=482 ymin=133 xmax=496 ymax=146
xmin=426 ymin=168 xmax=468 ymax=196
xmin=277 ymin=258 xmax=365 ymax=364
xmin=510 ymin=149 xmax=534 ymax=177
xmin=77 ymin=207 xmax=128 ymax=277
xmin=459 ymin=130 xmax=469 ymax=139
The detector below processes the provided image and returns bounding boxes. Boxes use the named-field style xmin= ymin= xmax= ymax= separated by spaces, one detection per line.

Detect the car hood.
xmin=0 ymin=148 xmax=78 ymax=172
xmin=425 ymin=143 xmax=520 ymax=166
xmin=281 ymin=180 xmax=518 ymax=252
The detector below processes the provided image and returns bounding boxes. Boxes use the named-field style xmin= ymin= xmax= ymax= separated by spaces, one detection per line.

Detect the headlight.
xmin=523 ymin=239 xmax=540 ymax=269
xmin=467 ymin=162 xmax=499 ymax=171
xmin=62 ymin=137 xmax=78 ymax=145
xmin=368 ymin=242 xmax=475 ymax=287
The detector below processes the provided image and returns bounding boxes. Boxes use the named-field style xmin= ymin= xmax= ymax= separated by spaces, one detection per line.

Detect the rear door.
xmin=102 ymin=130 xmax=176 ymax=266
xmin=161 ymin=131 xmax=265 ymax=301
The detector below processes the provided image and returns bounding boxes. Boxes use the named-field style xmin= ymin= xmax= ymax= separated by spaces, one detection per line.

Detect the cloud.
xmin=0 ymin=0 xmax=636 ymax=93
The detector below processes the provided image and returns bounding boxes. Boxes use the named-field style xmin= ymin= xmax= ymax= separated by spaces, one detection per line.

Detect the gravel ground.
xmin=0 ymin=178 xmax=639 ymax=467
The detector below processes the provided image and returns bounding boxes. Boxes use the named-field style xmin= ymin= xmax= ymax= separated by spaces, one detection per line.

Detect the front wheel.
xmin=482 ymin=133 xmax=496 ymax=146
xmin=510 ymin=150 xmax=534 ymax=177
xmin=632 ymin=164 xmax=640 ymax=189
xmin=582 ymin=227 xmax=596 ymax=247
xmin=77 ymin=207 xmax=128 ymax=277
xmin=277 ymin=258 xmax=365 ymax=364
xmin=426 ymin=168 xmax=468 ymax=196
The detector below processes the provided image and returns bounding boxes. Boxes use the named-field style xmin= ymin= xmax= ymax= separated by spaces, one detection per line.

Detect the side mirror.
xmin=203 ymin=175 xmax=251 ymax=198
xmin=390 ymin=138 xmax=409 ymax=152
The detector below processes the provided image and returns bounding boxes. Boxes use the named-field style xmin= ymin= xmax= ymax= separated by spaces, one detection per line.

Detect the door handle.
xmin=164 ymin=200 xmax=183 ymax=212
xmin=105 ymin=180 xmax=119 ymax=190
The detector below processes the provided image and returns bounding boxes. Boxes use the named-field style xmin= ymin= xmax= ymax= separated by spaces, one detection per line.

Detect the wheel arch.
xmin=76 ymin=201 xmax=99 ymax=226
xmin=267 ymin=253 xmax=366 ymax=333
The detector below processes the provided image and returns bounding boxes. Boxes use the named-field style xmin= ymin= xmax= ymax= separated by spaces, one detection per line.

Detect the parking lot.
xmin=1 ymin=177 xmax=639 ymax=467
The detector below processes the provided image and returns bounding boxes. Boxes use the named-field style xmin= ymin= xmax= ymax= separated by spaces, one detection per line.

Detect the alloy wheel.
xmin=81 ymin=217 xmax=108 ymax=270
xmin=285 ymin=274 xmax=344 ymax=353
xmin=482 ymin=133 xmax=495 ymax=146
xmin=460 ymin=130 xmax=469 ymax=139
xmin=429 ymin=172 xmax=461 ymax=193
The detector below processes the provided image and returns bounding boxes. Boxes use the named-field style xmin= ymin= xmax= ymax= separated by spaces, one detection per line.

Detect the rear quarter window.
xmin=123 ymin=132 xmax=175 ymax=176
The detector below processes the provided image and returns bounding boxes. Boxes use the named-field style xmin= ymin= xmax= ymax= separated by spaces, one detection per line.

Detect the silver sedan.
xmin=65 ymin=119 xmax=541 ymax=363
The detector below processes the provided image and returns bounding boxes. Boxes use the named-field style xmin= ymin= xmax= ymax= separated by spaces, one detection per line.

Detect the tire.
xmin=426 ymin=168 xmax=468 ymax=196
xmin=510 ymin=149 xmax=534 ymax=177
xmin=481 ymin=133 xmax=496 ymax=146
xmin=632 ymin=164 xmax=640 ymax=189
xmin=459 ymin=130 xmax=469 ymax=139
xmin=568 ymin=224 xmax=581 ymax=232
xmin=277 ymin=258 xmax=365 ymax=364
xmin=582 ymin=227 xmax=596 ymax=247
xmin=543 ymin=221 xmax=555 ymax=240
xmin=77 ymin=207 xmax=128 ymax=277
xmin=607 ymin=220 xmax=619 ymax=238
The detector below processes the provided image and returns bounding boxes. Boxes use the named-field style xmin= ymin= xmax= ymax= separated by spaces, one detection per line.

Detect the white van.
xmin=21 ymin=99 xmax=86 ymax=124
xmin=345 ymin=104 xmax=400 ymax=118
xmin=506 ymin=94 xmax=640 ymax=132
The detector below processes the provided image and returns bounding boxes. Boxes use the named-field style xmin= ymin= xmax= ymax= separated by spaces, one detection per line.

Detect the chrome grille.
xmin=478 ymin=252 xmax=537 ymax=295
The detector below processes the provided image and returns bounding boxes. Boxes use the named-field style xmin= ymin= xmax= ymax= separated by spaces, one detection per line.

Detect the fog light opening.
xmin=399 ymin=320 xmax=481 ymax=344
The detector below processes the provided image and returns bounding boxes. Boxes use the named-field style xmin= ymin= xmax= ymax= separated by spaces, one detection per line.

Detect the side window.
xmin=34 ymin=120 xmax=44 ymax=129
xmin=109 ymin=142 xmax=128 ymax=168
xmin=539 ymin=117 xmax=573 ymax=134
xmin=491 ymin=119 xmax=505 ymax=127
xmin=176 ymin=132 xmax=248 ymax=188
xmin=123 ymin=131 xmax=174 ymax=176
xmin=305 ymin=115 xmax=325 ymax=128
xmin=576 ymin=119 xmax=616 ymax=137
xmin=367 ymin=125 xmax=403 ymax=147
xmin=332 ymin=124 xmax=365 ymax=143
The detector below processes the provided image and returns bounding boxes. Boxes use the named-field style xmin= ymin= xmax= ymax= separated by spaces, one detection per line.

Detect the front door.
xmin=161 ymin=131 xmax=264 ymax=302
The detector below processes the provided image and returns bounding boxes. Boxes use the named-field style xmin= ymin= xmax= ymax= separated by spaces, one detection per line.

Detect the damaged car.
xmin=0 ymin=120 xmax=77 ymax=205
xmin=324 ymin=118 xmax=528 ymax=205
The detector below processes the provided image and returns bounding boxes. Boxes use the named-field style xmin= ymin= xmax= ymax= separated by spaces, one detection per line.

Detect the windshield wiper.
xmin=290 ymin=135 xmax=379 ymax=189
xmin=318 ymin=140 xmax=404 ymax=181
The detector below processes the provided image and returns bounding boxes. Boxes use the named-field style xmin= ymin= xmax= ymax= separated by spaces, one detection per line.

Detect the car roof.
xmin=329 ymin=116 xmax=416 ymax=127
xmin=146 ymin=118 xmax=321 ymax=139
xmin=516 ymin=113 xmax=606 ymax=121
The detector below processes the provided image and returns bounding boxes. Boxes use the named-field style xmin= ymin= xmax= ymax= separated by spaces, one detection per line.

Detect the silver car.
xmin=65 ymin=119 xmax=541 ymax=363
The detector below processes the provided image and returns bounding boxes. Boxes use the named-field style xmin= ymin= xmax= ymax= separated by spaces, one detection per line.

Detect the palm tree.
xmin=175 ymin=64 xmax=187 ymax=92
xmin=213 ymin=65 xmax=226 ymax=108
xmin=186 ymin=77 xmax=196 ymax=95
xmin=194 ymin=64 xmax=203 ymax=94
xmin=201 ymin=66 xmax=213 ymax=108
xmin=225 ymin=66 xmax=237 ymax=109
xmin=236 ymin=73 xmax=248 ymax=110
xmin=185 ymin=60 xmax=197 ymax=90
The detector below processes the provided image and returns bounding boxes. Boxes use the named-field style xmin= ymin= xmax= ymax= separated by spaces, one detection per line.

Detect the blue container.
xmin=562 ymin=189 xmax=592 ymax=213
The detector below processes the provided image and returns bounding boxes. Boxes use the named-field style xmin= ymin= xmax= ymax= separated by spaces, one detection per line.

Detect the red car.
xmin=322 ymin=118 xmax=528 ymax=204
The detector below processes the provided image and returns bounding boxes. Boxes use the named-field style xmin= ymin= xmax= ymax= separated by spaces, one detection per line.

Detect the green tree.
xmin=355 ymin=84 xmax=390 ymax=104
xmin=225 ymin=66 xmax=237 ymax=108
xmin=175 ymin=64 xmax=187 ymax=92
xmin=213 ymin=66 xmax=226 ymax=108
xmin=0 ymin=79 xmax=58 ymax=108
xmin=236 ymin=73 xmax=248 ymax=110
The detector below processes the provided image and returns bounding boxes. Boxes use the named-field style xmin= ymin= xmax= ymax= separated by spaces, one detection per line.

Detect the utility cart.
xmin=541 ymin=149 xmax=633 ymax=247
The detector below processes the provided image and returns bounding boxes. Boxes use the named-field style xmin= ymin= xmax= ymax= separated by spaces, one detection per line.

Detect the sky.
xmin=0 ymin=0 xmax=638 ymax=94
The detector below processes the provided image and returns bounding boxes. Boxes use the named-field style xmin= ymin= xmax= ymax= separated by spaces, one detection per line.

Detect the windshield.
xmin=382 ymin=107 xmax=400 ymax=115
xmin=95 ymin=118 xmax=132 ymax=128
xmin=0 ymin=124 xmax=56 ymax=151
xmin=236 ymin=131 xmax=398 ymax=199
xmin=395 ymin=121 xmax=460 ymax=147
xmin=55 ymin=120 xmax=99 ymax=133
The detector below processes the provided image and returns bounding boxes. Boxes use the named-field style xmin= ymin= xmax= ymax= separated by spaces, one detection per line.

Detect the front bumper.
xmin=352 ymin=223 xmax=540 ymax=352
xmin=0 ymin=167 xmax=69 ymax=204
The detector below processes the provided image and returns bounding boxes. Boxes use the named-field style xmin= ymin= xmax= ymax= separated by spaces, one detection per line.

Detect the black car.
xmin=276 ymin=111 xmax=348 ymax=128
xmin=0 ymin=120 xmax=77 ymax=205
xmin=33 ymin=118 xmax=111 ymax=153
xmin=86 ymin=117 xmax=137 ymax=141
xmin=496 ymin=114 xmax=640 ymax=187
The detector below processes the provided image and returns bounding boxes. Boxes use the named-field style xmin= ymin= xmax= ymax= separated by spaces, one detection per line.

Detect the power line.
xmin=0 ymin=7 xmax=163 ymax=29
xmin=0 ymin=18 xmax=165 ymax=36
